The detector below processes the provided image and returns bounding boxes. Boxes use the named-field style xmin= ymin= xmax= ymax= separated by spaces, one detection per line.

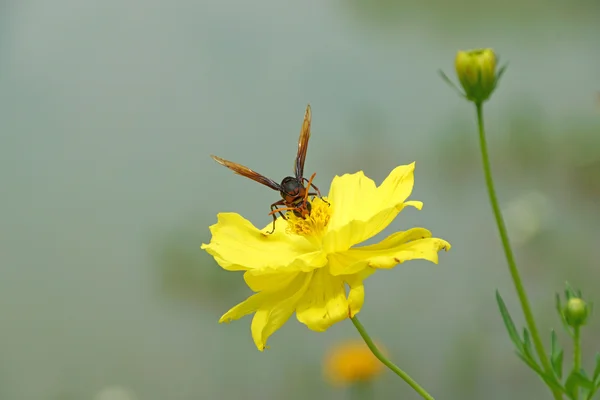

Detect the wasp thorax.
xmin=280 ymin=176 xmax=302 ymax=197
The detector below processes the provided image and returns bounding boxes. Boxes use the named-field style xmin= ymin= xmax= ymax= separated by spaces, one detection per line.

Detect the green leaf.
xmin=550 ymin=330 xmax=564 ymax=379
xmin=580 ymin=369 xmax=593 ymax=384
xmin=522 ymin=328 xmax=534 ymax=359
xmin=494 ymin=63 xmax=509 ymax=88
xmin=566 ymin=369 xmax=595 ymax=399
xmin=545 ymin=375 xmax=567 ymax=395
xmin=438 ymin=70 xmax=466 ymax=98
xmin=593 ymin=353 xmax=600 ymax=383
xmin=557 ymin=292 xmax=564 ymax=316
xmin=516 ymin=352 xmax=543 ymax=375
xmin=496 ymin=290 xmax=524 ymax=352
xmin=520 ymin=356 xmax=563 ymax=393
xmin=557 ymin=292 xmax=572 ymax=334
xmin=565 ymin=282 xmax=579 ymax=300
xmin=515 ymin=352 xmax=563 ymax=393
xmin=578 ymin=370 xmax=595 ymax=399
xmin=585 ymin=387 xmax=599 ymax=400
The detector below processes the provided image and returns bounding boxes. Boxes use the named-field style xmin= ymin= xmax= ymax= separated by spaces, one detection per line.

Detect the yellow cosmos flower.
xmin=201 ymin=162 xmax=450 ymax=351
xmin=324 ymin=339 xmax=387 ymax=386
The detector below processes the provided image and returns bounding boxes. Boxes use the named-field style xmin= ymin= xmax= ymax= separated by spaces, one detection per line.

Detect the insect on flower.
xmin=210 ymin=104 xmax=326 ymax=234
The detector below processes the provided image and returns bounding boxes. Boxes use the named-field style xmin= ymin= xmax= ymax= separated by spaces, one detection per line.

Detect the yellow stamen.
xmin=286 ymin=197 xmax=332 ymax=237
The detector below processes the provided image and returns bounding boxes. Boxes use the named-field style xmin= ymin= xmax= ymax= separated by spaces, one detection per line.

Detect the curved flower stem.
xmin=350 ymin=316 xmax=434 ymax=400
xmin=475 ymin=102 xmax=562 ymax=400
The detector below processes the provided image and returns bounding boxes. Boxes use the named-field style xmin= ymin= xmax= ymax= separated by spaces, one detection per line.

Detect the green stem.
xmin=475 ymin=102 xmax=562 ymax=400
xmin=573 ymin=326 xmax=581 ymax=400
xmin=350 ymin=316 xmax=435 ymax=400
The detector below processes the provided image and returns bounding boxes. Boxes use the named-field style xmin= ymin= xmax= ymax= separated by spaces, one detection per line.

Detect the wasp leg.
xmin=302 ymin=173 xmax=318 ymax=207
xmin=268 ymin=200 xmax=287 ymax=234
xmin=302 ymin=177 xmax=323 ymax=196
xmin=302 ymin=178 xmax=329 ymax=206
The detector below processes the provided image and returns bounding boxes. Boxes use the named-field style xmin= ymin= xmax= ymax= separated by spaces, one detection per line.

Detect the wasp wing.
xmin=210 ymin=155 xmax=281 ymax=191
xmin=294 ymin=104 xmax=311 ymax=180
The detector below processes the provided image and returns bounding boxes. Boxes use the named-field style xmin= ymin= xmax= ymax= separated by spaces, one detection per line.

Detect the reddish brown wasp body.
xmin=210 ymin=104 xmax=324 ymax=234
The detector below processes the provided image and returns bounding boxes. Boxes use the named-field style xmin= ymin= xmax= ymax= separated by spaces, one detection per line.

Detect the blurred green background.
xmin=1 ymin=0 xmax=599 ymax=399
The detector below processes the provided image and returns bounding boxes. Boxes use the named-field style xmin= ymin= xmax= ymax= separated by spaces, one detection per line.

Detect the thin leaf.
xmin=516 ymin=352 xmax=544 ymax=375
xmin=593 ymin=353 xmax=600 ymax=383
xmin=523 ymin=328 xmax=534 ymax=359
xmin=566 ymin=369 xmax=595 ymax=399
xmin=496 ymin=290 xmax=524 ymax=352
xmin=554 ymin=351 xmax=565 ymax=382
xmin=581 ymin=370 xmax=592 ymax=379
xmin=438 ymin=70 xmax=466 ymax=98
xmin=557 ymin=292 xmax=572 ymax=335
xmin=557 ymin=292 xmax=564 ymax=316
xmin=514 ymin=351 xmax=564 ymax=393
xmin=565 ymin=282 xmax=578 ymax=300
xmin=585 ymin=385 xmax=599 ymax=400
xmin=550 ymin=330 xmax=564 ymax=379
xmin=494 ymin=63 xmax=509 ymax=88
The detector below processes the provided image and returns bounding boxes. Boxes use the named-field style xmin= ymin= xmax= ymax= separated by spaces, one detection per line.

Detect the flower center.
xmin=286 ymin=197 xmax=331 ymax=238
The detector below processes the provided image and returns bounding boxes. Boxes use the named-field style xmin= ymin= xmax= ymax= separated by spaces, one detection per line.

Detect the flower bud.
xmin=455 ymin=48 xmax=498 ymax=103
xmin=564 ymin=297 xmax=589 ymax=328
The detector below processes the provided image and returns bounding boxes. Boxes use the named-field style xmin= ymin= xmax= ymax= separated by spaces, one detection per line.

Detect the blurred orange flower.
xmin=323 ymin=339 xmax=387 ymax=386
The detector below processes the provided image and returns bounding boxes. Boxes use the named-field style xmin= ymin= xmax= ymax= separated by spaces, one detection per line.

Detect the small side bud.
xmin=454 ymin=48 xmax=499 ymax=103
xmin=564 ymin=297 xmax=589 ymax=328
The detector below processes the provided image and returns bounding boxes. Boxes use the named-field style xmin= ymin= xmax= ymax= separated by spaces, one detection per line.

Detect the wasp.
xmin=210 ymin=104 xmax=324 ymax=234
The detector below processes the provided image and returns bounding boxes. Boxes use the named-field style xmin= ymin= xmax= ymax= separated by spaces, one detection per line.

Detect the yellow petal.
xmin=201 ymin=213 xmax=316 ymax=271
xmin=327 ymin=171 xmax=377 ymax=234
xmin=250 ymin=308 xmax=270 ymax=351
xmin=243 ymin=270 xmax=301 ymax=293
xmin=242 ymin=249 xmax=327 ymax=292
xmin=324 ymin=200 xmax=422 ymax=253
xmin=249 ymin=272 xmax=313 ymax=351
xmin=345 ymin=268 xmax=375 ymax=317
xmin=219 ymin=291 xmax=268 ymax=324
xmin=324 ymin=164 xmax=419 ymax=252
xmin=327 ymin=163 xmax=415 ymax=230
xmin=328 ymin=227 xmax=433 ymax=275
xmin=361 ymin=237 xmax=451 ymax=269
xmin=296 ymin=267 xmax=348 ymax=331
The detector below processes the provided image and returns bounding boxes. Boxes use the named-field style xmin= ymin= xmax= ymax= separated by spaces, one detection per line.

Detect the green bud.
xmin=564 ymin=297 xmax=589 ymax=328
xmin=454 ymin=48 xmax=498 ymax=103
